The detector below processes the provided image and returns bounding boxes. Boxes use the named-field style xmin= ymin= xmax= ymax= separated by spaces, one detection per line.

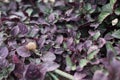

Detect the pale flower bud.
xmin=49 ymin=0 xmax=55 ymax=3
xmin=112 ymin=18 xmax=118 ymax=26
xmin=25 ymin=42 xmax=37 ymax=50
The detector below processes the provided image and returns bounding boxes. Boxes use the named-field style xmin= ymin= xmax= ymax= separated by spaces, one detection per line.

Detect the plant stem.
xmin=54 ymin=69 xmax=74 ymax=80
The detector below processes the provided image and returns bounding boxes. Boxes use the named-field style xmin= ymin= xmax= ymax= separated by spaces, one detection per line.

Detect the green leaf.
xmin=98 ymin=12 xmax=110 ymax=23
xmin=66 ymin=24 xmax=73 ymax=29
xmin=91 ymin=66 xmax=102 ymax=73
xmin=0 ymin=64 xmax=15 ymax=80
xmin=66 ymin=55 xmax=73 ymax=68
xmin=75 ymin=39 xmax=80 ymax=44
xmin=0 ymin=32 xmax=4 ymax=46
xmin=110 ymin=0 xmax=116 ymax=4
xmin=102 ymin=4 xmax=112 ymax=13
xmin=76 ymin=32 xmax=81 ymax=39
xmin=106 ymin=42 xmax=117 ymax=63
xmin=54 ymin=69 xmax=74 ymax=80
xmin=93 ymin=31 xmax=101 ymax=40
xmin=26 ymin=8 xmax=33 ymax=16
xmin=106 ymin=42 xmax=117 ymax=54
xmin=49 ymin=73 xmax=59 ymax=80
xmin=115 ymin=7 xmax=120 ymax=15
xmin=87 ymin=49 xmax=100 ymax=60
xmin=116 ymin=56 xmax=120 ymax=61
xmin=79 ymin=59 xmax=88 ymax=68
xmin=71 ymin=65 xmax=76 ymax=71
xmin=63 ymin=42 xmax=67 ymax=49
xmin=85 ymin=3 xmax=92 ymax=11
xmin=89 ymin=9 xmax=95 ymax=14
xmin=112 ymin=29 xmax=120 ymax=39
xmin=110 ymin=0 xmax=117 ymax=9
xmin=98 ymin=0 xmax=117 ymax=23
xmin=16 ymin=0 xmax=21 ymax=2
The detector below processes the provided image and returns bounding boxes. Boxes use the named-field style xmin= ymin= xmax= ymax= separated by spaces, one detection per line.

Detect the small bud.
xmin=112 ymin=18 xmax=118 ymax=26
xmin=49 ymin=0 xmax=55 ymax=3
xmin=25 ymin=42 xmax=37 ymax=50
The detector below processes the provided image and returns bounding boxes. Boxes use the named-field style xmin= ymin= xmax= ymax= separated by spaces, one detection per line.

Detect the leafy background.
xmin=0 ymin=0 xmax=120 ymax=80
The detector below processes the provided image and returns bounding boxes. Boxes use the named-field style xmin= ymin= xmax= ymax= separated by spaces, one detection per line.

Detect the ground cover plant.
xmin=0 ymin=0 xmax=120 ymax=80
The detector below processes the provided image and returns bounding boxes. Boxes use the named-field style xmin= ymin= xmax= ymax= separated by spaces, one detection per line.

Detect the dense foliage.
xmin=0 ymin=0 xmax=120 ymax=80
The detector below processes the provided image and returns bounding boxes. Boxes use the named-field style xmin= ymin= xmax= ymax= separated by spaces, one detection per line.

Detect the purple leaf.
xmin=108 ymin=58 xmax=120 ymax=80
xmin=98 ymin=38 xmax=106 ymax=48
xmin=0 ymin=46 xmax=9 ymax=58
xmin=92 ymin=70 xmax=108 ymax=80
xmin=87 ymin=45 xmax=98 ymax=54
xmin=29 ymin=26 xmax=39 ymax=37
xmin=38 ymin=18 xmax=49 ymax=26
xmin=41 ymin=62 xmax=59 ymax=72
xmin=90 ymin=23 xmax=99 ymax=29
xmin=11 ymin=26 xmax=20 ymax=36
xmin=74 ymin=72 xmax=86 ymax=80
xmin=48 ymin=13 xmax=56 ymax=23
xmin=54 ymin=1 xmax=65 ymax=7
xmin=104 ymin=34 xmax=114 ymax=40
xmin=83 ymin=40 xmax=92 ymax=49
xmin=11 ymin=11 xmax=27 ymax=21
xmin=8 ymin=40 xmax=17 ymax=49
xmin=16 ymin=46 xmax=31 ymax=57
xmin=38 ymin=35 xmax=47 ymax=49
xmin=65 ymin=9 xmax=73 ymax=17
xmin=54 ymin=48 xmax=64 ymax=54
xmin=66 ymin=37 xmax=73 ymax=47
xmin=0 ymin=57 xmax=8 ymax=68
xmin=50 ymin=25 xmax=57 ymax=33
xmin=41 ymin=51 xmax=56 ymax=62
xmin=8 ymin=1 xmax=17 ymax=11
xmin=76 ymin=43 xmax=83 ymax=52
xmin=13 ymin=62 xmax=25 ymax=79
xmin=18 ymin=23 xmax=28 ymax=35
xmin=65 ymin=15 xmax=79 ymax=22
xmin=55 ymin=35 xmax=64 ymax=44
xmin=25 ymin=64 xmax=45 ymax=80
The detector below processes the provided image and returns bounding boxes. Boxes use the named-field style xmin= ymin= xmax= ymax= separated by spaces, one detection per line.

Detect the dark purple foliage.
xmin=0 ymin=0 xmax=120 ymax=80
xmin=11 ymin=26 xmax=20 ymax=36
xmin=25 ymin=64 xmax=43 ymax=80
xmin=18 ymin=23 xmax=28 ymax=35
